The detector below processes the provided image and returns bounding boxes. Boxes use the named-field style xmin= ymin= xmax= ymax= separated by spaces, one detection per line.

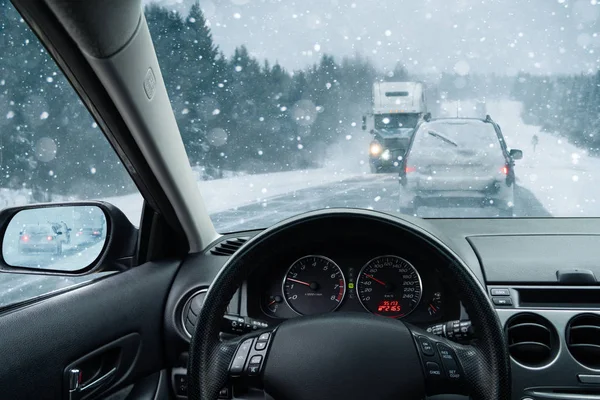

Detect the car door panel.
xmin=0 ymin=260 xmax=180 ymax=400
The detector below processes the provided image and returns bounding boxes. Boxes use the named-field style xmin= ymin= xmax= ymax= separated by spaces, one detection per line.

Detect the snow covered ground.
xmin=105 ymin=167 xmax=359 ymax=225
xmin=486 ymin=101 xmax=600 ymax=217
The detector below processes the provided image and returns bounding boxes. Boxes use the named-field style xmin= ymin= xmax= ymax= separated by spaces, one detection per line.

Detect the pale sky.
xmin=145 ymin=0 xmax=600 ymax=75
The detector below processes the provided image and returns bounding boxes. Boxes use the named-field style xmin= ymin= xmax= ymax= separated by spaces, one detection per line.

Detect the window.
xmin=0 ymin=2 xmax=141 ymax=308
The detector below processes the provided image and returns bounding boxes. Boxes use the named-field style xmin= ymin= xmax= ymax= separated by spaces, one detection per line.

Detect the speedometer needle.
xmin=365 ymin=274 xmax=386 ymax=286
xmin=286 ymin=277 xmax=311 ymax=287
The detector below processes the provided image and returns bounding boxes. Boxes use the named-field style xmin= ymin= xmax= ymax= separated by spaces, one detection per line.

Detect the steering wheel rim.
xmin=187 ymin=209 xmax=511 ymax=400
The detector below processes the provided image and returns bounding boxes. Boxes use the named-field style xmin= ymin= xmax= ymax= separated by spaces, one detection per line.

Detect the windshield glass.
xmin=375 ymin=114 xmax=420 ymax=130
xmin=147 ymin=0 xmax=600 ymax=231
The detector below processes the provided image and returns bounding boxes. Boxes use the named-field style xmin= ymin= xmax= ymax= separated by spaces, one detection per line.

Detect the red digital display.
xmin=377 ymin=300 xmax=401 ymax=313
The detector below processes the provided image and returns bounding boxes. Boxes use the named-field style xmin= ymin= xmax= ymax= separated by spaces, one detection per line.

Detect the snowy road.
xmin=210 ymin=173 xmax=549 ymax=232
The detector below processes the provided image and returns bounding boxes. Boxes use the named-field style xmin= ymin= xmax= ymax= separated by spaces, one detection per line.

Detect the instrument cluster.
xmin=249 ymin=248 xmax=459 ymax=325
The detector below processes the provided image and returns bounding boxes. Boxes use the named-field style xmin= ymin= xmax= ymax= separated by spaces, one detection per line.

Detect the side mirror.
xmin=510 ymin=149 xmax=523 ymax=160
xmin=362 ymin=115 xmax=367 ymax=131
xmin=0 ymin=201 xmax=136 ymax=274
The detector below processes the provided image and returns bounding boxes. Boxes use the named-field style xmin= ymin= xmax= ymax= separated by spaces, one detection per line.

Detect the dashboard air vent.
xmin=182 ymin=289 xmax=230 ymax=337
xmin=506 ymin=313 xmax=558 ymax=367
xmin=210 ymin=237 xmax=249 ymax=256
xmin=566 ymin=314 xmax=600 ymax=369
xmin=182 ymin=289 xmax=207 ymax=337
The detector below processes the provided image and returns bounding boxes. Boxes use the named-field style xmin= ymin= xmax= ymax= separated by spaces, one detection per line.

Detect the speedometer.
xmin=356 ymin=255 xmax=422 ymax=318
xmin=283 ymin=255 xmax=346 ymax=316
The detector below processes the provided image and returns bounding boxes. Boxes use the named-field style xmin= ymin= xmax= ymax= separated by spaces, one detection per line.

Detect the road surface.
xmin=210 ymin=173 xmax=550 ymax=233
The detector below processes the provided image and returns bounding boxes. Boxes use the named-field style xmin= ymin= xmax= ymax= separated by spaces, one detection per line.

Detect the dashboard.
xmin=164 ymin=216 xmax=600 ymax=400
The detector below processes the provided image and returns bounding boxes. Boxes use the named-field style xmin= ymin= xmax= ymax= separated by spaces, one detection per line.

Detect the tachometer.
xmin=283 ymin=255 xmax=346 ymax=315
xmin=357 ymin=255 xmax=422 ymax=318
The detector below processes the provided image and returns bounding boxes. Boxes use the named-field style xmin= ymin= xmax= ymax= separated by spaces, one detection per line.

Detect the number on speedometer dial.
xmin=357 ymin=255 xmax=422 ymax=318
xmin=283 ymin=255 xmax=346 ymax=315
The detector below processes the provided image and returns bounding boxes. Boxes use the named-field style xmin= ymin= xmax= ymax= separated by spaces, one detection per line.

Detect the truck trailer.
xmin=362 ymin=81 xmax=428 ymax=173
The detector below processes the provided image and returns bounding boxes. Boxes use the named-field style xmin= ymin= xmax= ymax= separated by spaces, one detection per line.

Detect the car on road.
xmin=73 ymin=227 xmax=104 ymax=247
xmin=18 ymin=223 xmax=68 ymax=255
xmin=398 ymin=116 xmax=523 ymax=216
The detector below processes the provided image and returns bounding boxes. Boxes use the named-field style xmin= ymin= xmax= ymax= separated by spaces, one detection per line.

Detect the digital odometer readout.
xmin=356 ymin=256 xmax=422 ymax=318
xmin=377 ymin=300 xmax=402 ymax=313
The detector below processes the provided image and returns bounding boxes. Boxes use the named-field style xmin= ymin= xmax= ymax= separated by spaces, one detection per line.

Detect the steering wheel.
xmin=187 ymin=210 xmax=511 ymax=400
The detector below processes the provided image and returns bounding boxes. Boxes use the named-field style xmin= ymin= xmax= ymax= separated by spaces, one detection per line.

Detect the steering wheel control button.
xmin=258 ymin=332 xmax=270 ymax=341
xmin=436 ymin=343 xmax=462 ymax=381
xmin=247 ymin=364 xmax=260 ymax=376
xmin=255 ymin=341 xmax=267 ymax=351
xmin=490 ymin=288 xmax=510 ymax=296
xmin=425 ymin=362 xmax=442 ymax=380
xmin=249 ymin=355 xmax=263 ymax=365
xmin=418 ymin=336 xmax=435 ymax=356
xmin=492 ymin=297 xmax=513 ymax=306
xmin=230 ymin=338 xmax=253 ymax=375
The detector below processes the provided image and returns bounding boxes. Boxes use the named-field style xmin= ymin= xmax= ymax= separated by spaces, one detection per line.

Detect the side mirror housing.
xmin=510 ymin=149 xmax=523 ymax=160
xmin=362 ymin=115 xmax=367 ymax=131
xmin=0 ymin=201 xmax=137 ymax=275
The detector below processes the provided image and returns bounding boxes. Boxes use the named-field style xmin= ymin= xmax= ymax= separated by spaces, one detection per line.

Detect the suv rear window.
xmin=413 ymin=121 xmax=499 ymax=150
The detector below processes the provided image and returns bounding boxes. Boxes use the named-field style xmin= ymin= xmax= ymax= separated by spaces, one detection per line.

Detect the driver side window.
xmin=0 ymin=2 xmax=141 ymax=308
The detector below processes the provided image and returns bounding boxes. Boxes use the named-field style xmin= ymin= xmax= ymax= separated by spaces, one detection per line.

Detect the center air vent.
xmin=210 ymin=237 xmax=249 ymax=256
xmin=506 ymin=313 xmax=558 ymax=368
xmin=567 ymin=314 xmax=600 ymax=369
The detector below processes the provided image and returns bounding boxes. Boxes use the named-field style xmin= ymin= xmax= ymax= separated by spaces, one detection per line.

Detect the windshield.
xmin=375 ymin=114 xmax=420 ymax=130
xmin=147 ymin=0 xmax=600 ymax=231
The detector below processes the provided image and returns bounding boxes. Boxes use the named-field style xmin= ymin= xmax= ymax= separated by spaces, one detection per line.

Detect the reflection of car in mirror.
xmin=18 ymin=223 xmax=68 ymax=255
xmin=74 ymin=227 xmax=104 ymax=246
xmin=398 ymin=116 xmax=523 ymax=217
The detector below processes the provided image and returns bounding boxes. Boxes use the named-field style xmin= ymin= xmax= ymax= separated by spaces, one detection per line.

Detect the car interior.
xmin=2 ymin=1 xmax=600 ymax=400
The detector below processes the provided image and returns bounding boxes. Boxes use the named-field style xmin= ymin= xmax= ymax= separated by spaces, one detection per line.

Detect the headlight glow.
xmin=370 ymin=142 xmax=382 ymax=156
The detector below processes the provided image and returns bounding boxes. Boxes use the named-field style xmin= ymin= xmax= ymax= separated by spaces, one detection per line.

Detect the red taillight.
xmin=47 ymin=236 xmax=53 ymax=241
xmin=405 ymin=166 xmax=416 ymax=173
xmin=21 ymin=235 xmax=29 ymax=242
xmin=76 ymin=231 xmax=82 ymax=236
xmin=501 ymin=166 xmax=509 ymax=175
xmin=93 ymin=231 xmax=100 ymax=235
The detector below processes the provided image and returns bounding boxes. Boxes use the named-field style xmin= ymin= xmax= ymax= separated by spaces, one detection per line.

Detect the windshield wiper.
xmin=427 ymin=130 xmax=458 ymax=147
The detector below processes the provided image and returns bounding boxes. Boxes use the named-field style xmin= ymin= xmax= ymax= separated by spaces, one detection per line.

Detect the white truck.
xmin=362 ymin=81 xmax=428 ymax=173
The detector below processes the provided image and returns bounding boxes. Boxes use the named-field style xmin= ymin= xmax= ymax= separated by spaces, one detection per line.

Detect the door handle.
xmin=79 ymin=367 xmax=116 ymax=392
xmin=68 ymin=367 xmax=116 ymax=399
